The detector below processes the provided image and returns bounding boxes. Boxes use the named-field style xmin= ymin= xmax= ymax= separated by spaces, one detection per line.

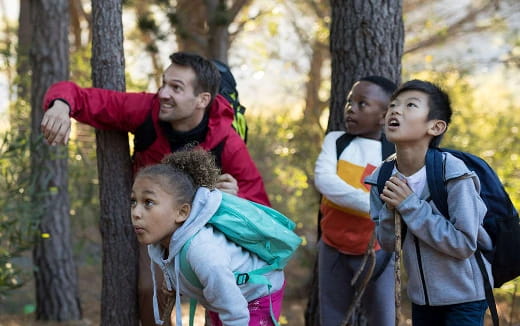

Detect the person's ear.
xmin=197 ymin=92 xmax=211 ymax=109
xmin=427 ymin=119 xmax=447 ymax=136
xmin=175 ymin=203 xmax=191 ymax=224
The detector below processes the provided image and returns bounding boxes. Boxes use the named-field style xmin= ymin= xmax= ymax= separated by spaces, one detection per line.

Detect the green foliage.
xmin=66 ymin=136 xmax=101 ymax=262
xmin=70 ymin=45 xmax=92 ymax=85
xmin=0 ymin=130 xmax=41 ymax=301
xmin=247 ymin=112 xmax=323 ymax=252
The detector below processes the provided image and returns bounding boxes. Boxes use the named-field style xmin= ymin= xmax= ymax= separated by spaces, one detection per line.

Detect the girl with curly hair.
xmin=131 ymin=148 xmax=285 ymax=326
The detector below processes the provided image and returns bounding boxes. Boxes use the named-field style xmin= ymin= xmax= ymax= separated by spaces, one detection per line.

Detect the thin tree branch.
xmin=404 ymin=1 xmax=498 ymax=54
xmin=229 ymin=0 xmax=252 ymax=23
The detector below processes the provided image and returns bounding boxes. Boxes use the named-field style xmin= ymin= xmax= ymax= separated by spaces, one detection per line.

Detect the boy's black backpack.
xmin=211 ymin=60 xmax=248 ymax=144
xmin=376 ymin=147 xmax=520 ymax=326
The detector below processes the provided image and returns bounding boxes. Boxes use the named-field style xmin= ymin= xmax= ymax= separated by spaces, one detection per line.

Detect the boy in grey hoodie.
xmin=365 ymin=80 xmax=493 ymax=326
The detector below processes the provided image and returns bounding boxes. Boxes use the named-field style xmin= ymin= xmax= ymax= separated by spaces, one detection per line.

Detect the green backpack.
xmin=179 ymin=192 xmax=302 ymax=326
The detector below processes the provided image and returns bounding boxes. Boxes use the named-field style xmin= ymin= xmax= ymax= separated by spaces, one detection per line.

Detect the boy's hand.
xmin=380 ymin=175 xmax=412 ymax=210
xmin=41 ymin=100 xmax=71 ymax=145
xmin=216 ymin=173 xmax=238 ymax=196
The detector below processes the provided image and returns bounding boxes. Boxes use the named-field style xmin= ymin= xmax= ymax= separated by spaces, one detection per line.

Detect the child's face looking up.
xmin=130 ymin=175 xmax=190 ymax=248
xmin=385 ymin=90 xmax=435 ymax=145
xmin=344 ymin=81 xmax=389 ymax=140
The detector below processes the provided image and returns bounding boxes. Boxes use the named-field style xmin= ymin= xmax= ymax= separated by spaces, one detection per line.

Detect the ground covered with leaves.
xmin=1 ymin=259 xmax=519 ymax=325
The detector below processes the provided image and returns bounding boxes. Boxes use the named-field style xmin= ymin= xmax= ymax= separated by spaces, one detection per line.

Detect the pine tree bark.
xmin=30 ymin=0 xmax=82 ymax=320
xmin=328 ymin=0 xmax=404 ymax=131
xmin=174 ymin=0 xmax=249 ymax=62
xmin=91 ymin=0 xmax=139 ymax=325
xmin=11 ymin=0 xmax=32 ymax=135
xmin=16 ymin=0 xmax=31 ymax=100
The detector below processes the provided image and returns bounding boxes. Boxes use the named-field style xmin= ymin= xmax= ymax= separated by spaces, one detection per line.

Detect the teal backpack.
xmin=179 ymin=192 xmax=302 ymax=326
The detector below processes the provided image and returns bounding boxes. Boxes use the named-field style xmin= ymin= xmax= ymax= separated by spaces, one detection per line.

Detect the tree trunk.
xmin=135 ymin=1 xmax=164 ymax=88
xmin=16 ymin=0 xmax=32 ymax=100
xmin=91 ymin=1 xmax=139 ymax=325
xmin=30 ymin=0 xmax=82 ymax=320
xmin=206 ymin=0 xmax=230 ymax=62
xmin=10 ymin=0 xmax=33 ymax=135
xmin=174 ymin=0 xmax=249 ymax=63
xmin=305 ymin=1 xmax=404 ymax=325
xmin=176 ymin=0 xmax=208 ymax=56
xmin=328 ymin=0 xmax=404 ymax=131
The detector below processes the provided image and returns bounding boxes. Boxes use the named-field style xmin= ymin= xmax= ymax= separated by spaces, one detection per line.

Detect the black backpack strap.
xmin=425 ymin=148 xmax=449 ymax=218
xmin=336 ymin=132 xmax=395 ymax=161
xmin=210 ymin=140 xmax=225 ymax=169
xmin=133 ymin=113 xmax=157 ymax=152
xmin=475 ymin=250 xmax=500 ymax=326
xmin=335 ymin=133 xmax=355 ymax=160
xmin=376 ymin=160 xmax=395 ymax=196
xmin=381 ymin=133 xmax=395 ymax=160
xmin=370 ymin=158 xmax=399 ymax=281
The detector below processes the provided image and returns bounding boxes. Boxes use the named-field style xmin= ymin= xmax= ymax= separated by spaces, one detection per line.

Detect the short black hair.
xmin=169 ymin=52 xmax=221 ymax=102
xmin=391 ymin=79 xmax=452 ymax=147
xmin=360 ymin=76 xmax=398 ymax=97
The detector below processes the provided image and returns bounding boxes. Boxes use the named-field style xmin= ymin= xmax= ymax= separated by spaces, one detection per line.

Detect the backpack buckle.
xmin=236 ymin=273 xmax=250 ymax=285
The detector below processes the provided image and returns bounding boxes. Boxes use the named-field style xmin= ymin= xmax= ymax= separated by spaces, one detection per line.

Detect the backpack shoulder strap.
xmin=210 ymin=139 xmax=226 ymax=169
xmin=335 ymin=133 xmax=355 ymax=160
xmin=133 ymin=113 xmax=157 ymax=152
xmin=336 ymin=132 xmax=395 ymax=161
xmin=425 ymin=148 xmax=449 ymax=218
xmin=179 ymin=236 xmax=203 ymax=289
xmin=381 ymin=133 xmax=395 ymax=160
xmin=376 ymin=158 xmax=396 ymax=195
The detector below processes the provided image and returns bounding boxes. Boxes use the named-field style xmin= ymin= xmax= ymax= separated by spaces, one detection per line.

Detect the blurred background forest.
xmin=0 ymin=0 xmax=520 ymax=325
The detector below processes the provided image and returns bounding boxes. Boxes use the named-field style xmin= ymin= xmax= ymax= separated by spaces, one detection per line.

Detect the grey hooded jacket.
xmin=147 ymin=187 xmax=284 ymax=326
xmin=365 ymin=152 xmax=493 ymax=306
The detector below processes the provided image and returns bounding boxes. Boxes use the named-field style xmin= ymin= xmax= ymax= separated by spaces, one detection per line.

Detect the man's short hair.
xmin=169 ymin=52 xmax=221 ymax=101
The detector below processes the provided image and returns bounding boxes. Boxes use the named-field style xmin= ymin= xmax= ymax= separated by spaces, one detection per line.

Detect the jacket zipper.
xmin=414 ymin=236 xmax=430 ymax=305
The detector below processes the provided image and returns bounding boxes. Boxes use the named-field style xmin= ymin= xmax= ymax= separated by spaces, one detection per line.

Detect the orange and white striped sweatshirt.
xmin=314 ymin=131 xmax=384 ymax=255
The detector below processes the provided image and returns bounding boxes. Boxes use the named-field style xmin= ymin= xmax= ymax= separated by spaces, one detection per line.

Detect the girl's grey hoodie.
xmin=147 ymin=187 xmax=285 ymax=326
xmin=365 ymin=152 xmax=493 ymax=306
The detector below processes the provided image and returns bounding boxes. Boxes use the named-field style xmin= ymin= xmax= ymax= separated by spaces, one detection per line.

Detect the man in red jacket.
xmin=41 ymin=52 xmax=270 ymax=325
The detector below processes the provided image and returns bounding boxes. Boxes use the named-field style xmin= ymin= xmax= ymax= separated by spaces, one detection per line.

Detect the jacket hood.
xmin=148 ymin=187 xmax=222 ymax=265
xmin=202 ymin=95 xmax=235 ymax=149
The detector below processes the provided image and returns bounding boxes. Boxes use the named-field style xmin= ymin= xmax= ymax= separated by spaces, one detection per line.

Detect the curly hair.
xmin=135 ymin=149 xmax=220 ymax=205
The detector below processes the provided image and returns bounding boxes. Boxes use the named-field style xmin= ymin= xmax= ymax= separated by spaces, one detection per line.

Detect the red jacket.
xmin=43 ymin=81 xmax=271 ymax=206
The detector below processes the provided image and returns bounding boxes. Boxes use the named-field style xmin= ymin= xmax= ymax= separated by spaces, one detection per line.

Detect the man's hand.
xmin=40 ymin=100 xmax=71 ymax=145
xmin=216 ymin=173 xmax=239 ymax=196
xmin=380 ymin=175 xmax=412 ymax=210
